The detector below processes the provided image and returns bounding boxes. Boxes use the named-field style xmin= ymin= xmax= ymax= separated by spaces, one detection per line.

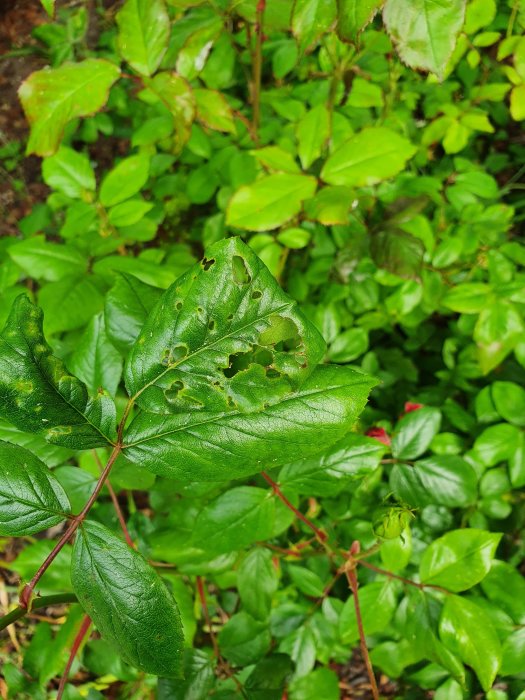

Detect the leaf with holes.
xmin=124 ymin=237 xmax=326 ymax=414
xmin=0 ymin=296 xmax=116 ymax=449
xmin=71 ymin=520 xmax=184 ymax=678
xmin=0 ymin=442 xmax=71 ymax=536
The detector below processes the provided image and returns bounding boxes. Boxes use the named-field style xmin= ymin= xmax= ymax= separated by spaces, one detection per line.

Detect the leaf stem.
xmin=0 ymin=593 xmax=78 ymax=631
xmin=56 ymin=614 xmax=92 ymax=700
xmin=261 ymin=472 xmax=328 ymax=544
xmin=344 ymin=566 xmax=379 ymax=700
xmin=196 ymin=575 xmax=221 ymax=660
xmin=20 ymin=442 xmax=123 ymax=609
xmin=252 ymin=0 xmax=265 ymax=134
xmin=358 ymin=559 xmax=450 ymax=594
xmin=92 ymin=450 xmax=135 ymax=548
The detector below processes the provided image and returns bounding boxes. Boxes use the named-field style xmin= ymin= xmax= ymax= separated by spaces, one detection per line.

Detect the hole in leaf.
xmin=232 ymin=255 xmax=251 ymax=285
xmin=160 ymin=345 xmax=188 ymax=367
xmin=227 ymin=313 xmax=234 ymax=321
xmin=202 ymin=257 xmax=215 ymax=271
xmin=252 ymin=290 xmax=262 ymax=299
xmin=208 ymin=319 xmax=215 ymax=330
xmin=175 ymin=301 xmax=182 ymax=310
xmin=259 ymin=316 xmax=300 ymax=348
xmin=266 ymin=368 xmax=281 ymax=379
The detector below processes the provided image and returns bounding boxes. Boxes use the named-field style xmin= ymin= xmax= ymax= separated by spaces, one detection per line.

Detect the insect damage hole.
xmin=232 ymin=255 xmax=251 ymax=285
xmin=202 ymin=257 xmax=215 ymax=271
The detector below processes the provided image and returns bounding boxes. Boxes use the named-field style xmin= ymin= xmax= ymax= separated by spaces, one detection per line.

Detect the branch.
xmin=0 ymin=593 xmax=78 ymax=632
xmin=57 ymin=614 xmax=92 ymax=700
xmin=92 ymin=449 xmax=135 ymax=548
xmin=358 ymin=559 xmax=451 ymax=595
xmin=252 ymin=0 xmax=266 ymax=134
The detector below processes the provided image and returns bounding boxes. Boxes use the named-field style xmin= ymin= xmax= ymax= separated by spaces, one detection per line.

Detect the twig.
xmin=0 ymin=593 xmax=78 ymax=632
xmin=261 ymin=472 xmax=327 ymax=544
xmin=91 ymin=450 xmax=135 ymax=548
xmin=344 ymin=550 xmax=379 ymax=700
xmin=252 ymin=0 xmax=266 ymax=134
xmin=196 ymin=576 xmax=221 ymax=660
xmin=358 ymin=559 xmax=450 ymax=594
xmin=56 ymin=614 xmax=92 ymax=700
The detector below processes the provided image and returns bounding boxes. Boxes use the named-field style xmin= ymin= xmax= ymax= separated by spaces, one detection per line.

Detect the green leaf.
xmin=390 ymin=456 xmax=477 ymax=508
xmin=141 ymin=73 xmax=195 ymax=151
xmin=419 ymin=529 xmax=501 ymax=592
xmin=289 ymin=668 xmax=340 ymax=700
xmin=321 ymin=127 xmax=416 ymax=187
xmin=295 ymin=104 xmax=330 ymax=170
xmin=68 ymin=313 xmax=123 ymax=397
xmin=71 ymin=520 xmax=184 ymax=678
xmin=245 ymin=654 xmax=293 ymax=699
xmin=0 ymin=296 xmax=115 ymax=449
xmin=7 ymin=236 xmax=87 ymax=282
xmin=481 ymin=560 xmax=525 ymax=624
xmin=279 ymin=625 xmax=316 ymax=678
xmin=336 ymin=0 xmax=382 ymax=41
xmin=279 ymin=434 xmax=385 ymax=496
xmin=0 ymin=442 xmax=70 ymax=536
xmin=19 ymin=59 xmax=121 ymax=156
xmin=99 ymin=154 xmax=150 ymax=207
xmin=237 ymin=549 xmax=279 ymax=621
xmin=442 ymin=283 xmax=491 ymax=314
xmin=39 ymin=274 xmax=106 ymax=336
xmin=193 ymin=487 xmax=293 ymax=553
xmin=157 ymin=650 xmax=215 ymax=700
xmin=288 ymin=565 xmax=325 ymax=597
xmin=391 ymin=407 xmax=441 ymax=460
xmin=473 ymin=423 xmax=520 ymax=467
xmin=227 ymin=174 xmax=317 ymax=230
xmin=116 ymin=0 xmax=170 ymax=76
xmin=107 ymin=199 xmax=154 ymax=227
xmin=439 ymin=595 xmax=501 ymax=691
xmin=194 ymin=88 xmax=236 ymax=133
xmin=328 ymin=327 xmax=368 ymax=362
xmin=339 ymin=581 xmax=397 ymax=643
xmin=124 ymin=238 xmax=326 ymax=414
xmin=292 ymin=0 xmax=337 ymax=51
xmin=500 ymin=627 xmax=525 ymax=675
xmin=123 ymin=365 xmax=375 ymax=480
xmin=218 ymin=612 xmax=271 ymax=666
xmin=490 ymin=381 xmax=525 ymax=427
xmin=383 ymin=0 xmax=467 ymax=79
xmin=42 ymin=146 xmax=96 ymax=198
xmin=105 ymin=273 xmax=163 ymax=354
xmin=0 ymin=420 xmax=73 ymax=468
xmin=474 ymin=300 xmax=523 ymax=373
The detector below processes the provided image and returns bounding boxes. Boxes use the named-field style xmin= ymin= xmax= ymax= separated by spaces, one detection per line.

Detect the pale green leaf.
xmin=116 ymin=0 xmax=170 ymax=76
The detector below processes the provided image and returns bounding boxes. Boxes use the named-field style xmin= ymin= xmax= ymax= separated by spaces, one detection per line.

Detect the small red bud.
xmin=404 ymin=402 xmax=424 ymax=413
xmin=365 ymin=427 xmax=391 ymax=446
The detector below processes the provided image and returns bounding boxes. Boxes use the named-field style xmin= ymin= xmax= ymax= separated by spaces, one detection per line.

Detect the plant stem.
xmin=20 ymin=443 xmax=122 ymax=609
xmin=92 ymin=450 xmax=135 ymax=548
xmin=261 ymin=472 xmax=327 ymax=543
xmin=196 ymin=576 xmax=221 ymax=660
xmin=56 ymin=614 xmax=92 ymax=700
xmin=345 ymin=568 xmax=379 ymax=700
xmin=252 ymin=0 xmax=265 ymax=134
xmin=0 ymin=593 xmax=78 ymax=632
xmin=358 ymin=559 xmax=450 ymax=594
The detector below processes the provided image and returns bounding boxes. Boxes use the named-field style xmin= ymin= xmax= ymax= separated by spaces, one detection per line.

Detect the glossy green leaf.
xmin=296 ymin=105 xmax=330 ymax=170
xmin=491 ymin=381 xmax=525 ymax=427
xmin=68 ymin=313 xmax=123 ymax=397
xmin=7 ymin=236 xmax=87 ymax=283
xmin=321 ymin=127 xmax=416 ymax=187
xmin=390 ymin=456 xmax=477 ymax=508
xmin=157 ymin=650 xmax=215 ymax=700
xmin=473 ymin=423 xmax=520 ymax=467
xmin=336 ymin=0 xmax=382 ymax=41
xmin=42 ymin=146 xmax=96 ymax=198
xmin=500 ymin=627 xmax=525 ymax=676
xmin=245 ymin=654 xmax=293 ymax=699
xmin=0 ymin=442 xmax=70 ymax=536
xmin=116 ymin=0 xmax=170 ymax=76
xmin=442 ymin=283 xmax=491 ymax=314
xmin=39 ymin=274 xmax=106 ymax=336
xmin=289 ymin=668 xmax=340 ymax=700
xmin=141 ymin=73 xmax=195 ymax=151
xmin=391 ymin=407 xmax=442 ymax=460
xmin=339 ymin=581 xmax=397 ymax=643
xmin=194 ymin=88 xmax=236 ymax=133
xmin=107 ymin=199 xmax=154 ymax=227
xmin=0 ymin=420 xmax=73 ymax=468
xmin=99 ymin=154 xmax=150 ymax=207
xmin=227 ymin=174 xmax=317 ymax=230
xmin=71 ymin=520 xmax=184 ymax=678
xmin=474 ymin=300 xmax=523 ymax=373
xmin=439 ymin=595 xmax=501 ymax=691
xmin=123 ymin=365 xmax=375 ymax=480
xmin=105 ymin=273 xmax=163 ymax=354
xmin=218 ymin=612 xmax=271 ymax=666
xmin=19 ymin=59 xmax=120 ymax=156
xmin=237 ymin=548 xmax=279 ymax=621
xmin=481 ymin=561 xmax=525 ymax=624
xmin=292 ymin=0 xmax=336 ymax=51
xmin=0 ymin=296 xmax=115 ymax=449
xmin=125 ymin=238 xmax=326 ymax=414
xmin=279 ymin=434 xmax=385 ymax=496
xmin=419 ymin=529 xmax=501 ymax=592
xmin=192 ymin=486 xmax=293 ymax=553
xmin=383 ymin=0 xmax=467 ymax=79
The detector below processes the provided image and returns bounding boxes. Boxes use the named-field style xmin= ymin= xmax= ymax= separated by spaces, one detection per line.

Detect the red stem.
xmin=56 ymin=614 xmax=92 ymax=700
xmin=358 ymin=559 xmax=450 ymax=594
xmin=92 ymin=450 xmax=135 ymax=548
xmin=196 ymin=576 xmax=221 ymax=660
xmin=261 ymin=472 xmax=327 ymax=543
xmin=345 ymin=568 xmax=379 ymax=700
xmin=20 ymin=444 xmax=122 ymax=609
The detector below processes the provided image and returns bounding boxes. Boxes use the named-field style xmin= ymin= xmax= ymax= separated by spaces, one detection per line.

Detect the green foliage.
xmin=1 ymin=0 xmax=525 ymax=697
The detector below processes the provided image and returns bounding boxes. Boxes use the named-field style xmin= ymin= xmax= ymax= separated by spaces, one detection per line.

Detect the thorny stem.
xmin=261 ymin=472 xmax=328 ymax=544
xmin=252 ymin=0 xmax=265 ymax=134
xmin=20 ymin=440 xmax=123 ymax=609
xmin=92 ymin=450 xmax=135 ymax=548
xmin=344 ymin=543 xmax=380 ymax=700
xmin=0 ymin=593 xmax=78 ymax=632
xmin=56 ymin=614 xmax=92 ymax=700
